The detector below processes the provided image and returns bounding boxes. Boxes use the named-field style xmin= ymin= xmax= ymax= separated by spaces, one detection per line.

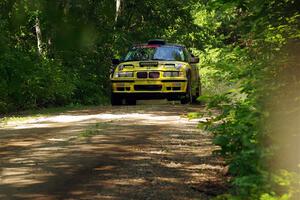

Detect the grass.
xmin=80 ymin=129 xmax=100 ymax=137
xmin=79 ymin=123 xmax=110 ymax=138
xmin=186 ymin=112 xmax=204 ymax=119
xmin=0 ymin=116 xmax=40 ymax=127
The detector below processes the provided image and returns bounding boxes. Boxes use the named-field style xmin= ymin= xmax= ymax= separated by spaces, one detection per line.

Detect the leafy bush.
xmin=0 ymin=49 xmax=75 ymax=112
xmin=193 ymin=0 xmax=300 ymax=199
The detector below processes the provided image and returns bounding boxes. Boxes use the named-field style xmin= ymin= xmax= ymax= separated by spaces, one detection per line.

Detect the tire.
xmin=125 ymin=98 xmax=136 ymax=105
xmin=194 ymin=77 xmax=203 ymax=104
xmin=111 ymin=93 xmax=122 ymax=105
xmin=181 ymin=73 xmax=192 ymax=104
xmin=192 ymin=87 xmax=201 ymax=104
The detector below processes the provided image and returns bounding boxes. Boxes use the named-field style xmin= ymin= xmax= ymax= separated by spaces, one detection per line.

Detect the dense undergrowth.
xmin=196 ymin=1 xmax=300 ymax=199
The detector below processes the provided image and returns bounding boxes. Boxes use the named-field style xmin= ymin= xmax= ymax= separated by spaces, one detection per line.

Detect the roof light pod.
xmin=148 ymin=39 xmax=166 ymax=45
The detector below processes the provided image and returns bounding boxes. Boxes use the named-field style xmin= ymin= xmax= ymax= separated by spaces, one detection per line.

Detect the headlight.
xmin=114 ymin=71 xmax=134 ymax=78
xmin=118 ymin=64 xmax=134 ymax=71
xmin=175 ymin=63 xmax=184 ymax=70
xmin=164 ymin=63 xmax=184 ymax=70
xmin=163 ymin=71 xmax=184 ymax=77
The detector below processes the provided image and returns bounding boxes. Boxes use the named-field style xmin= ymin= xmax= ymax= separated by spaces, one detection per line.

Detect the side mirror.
xmin=190 ymin=56 xmax=199 ymax=64
xmin=112 ymin=58 xmax=120 ymax=65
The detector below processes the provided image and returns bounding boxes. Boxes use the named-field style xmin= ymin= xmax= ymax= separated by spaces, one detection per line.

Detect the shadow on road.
xmin=0 ymin=105 xmax=228 ymax=200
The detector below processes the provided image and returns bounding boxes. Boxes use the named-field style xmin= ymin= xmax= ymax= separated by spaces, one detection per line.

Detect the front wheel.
xmin=192 ymin=87 xmax=201 ymax=104
xmin=125 ymin=98 xmax=136 ymax=105
xmin=181 ymin=77 xmax=192 ymax=104
xmin=111 ymin=93 xmax=122 ymax=106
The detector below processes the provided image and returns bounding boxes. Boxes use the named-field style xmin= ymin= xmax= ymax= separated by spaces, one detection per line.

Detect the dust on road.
xmin=0 ymin=104 xmax=227 ymax=200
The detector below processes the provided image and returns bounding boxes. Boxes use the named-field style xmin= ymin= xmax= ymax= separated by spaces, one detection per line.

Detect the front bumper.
xmin=111 ymin=79 xmax=187 ymax=94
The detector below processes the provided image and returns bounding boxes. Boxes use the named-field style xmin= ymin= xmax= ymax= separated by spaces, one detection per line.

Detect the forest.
xmin=0 ymin=0 xmax=299 ymax=199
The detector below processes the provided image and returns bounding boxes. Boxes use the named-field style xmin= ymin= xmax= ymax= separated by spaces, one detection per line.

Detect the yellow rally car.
xmin=110 ymin=39 xmax=201 ymax=105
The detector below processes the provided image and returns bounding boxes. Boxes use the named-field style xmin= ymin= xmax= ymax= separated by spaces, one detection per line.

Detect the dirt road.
xmin=0 ymin=103 xmax=227 ymax=200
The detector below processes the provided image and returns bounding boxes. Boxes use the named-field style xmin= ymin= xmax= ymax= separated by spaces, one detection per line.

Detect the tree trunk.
xmin=64 ymin=0 xmax=70 ymax=16
xmin=115 ymin=0 xmax=122 ymax=22
xmin=35 ymin=16 xmax=43 ymax=56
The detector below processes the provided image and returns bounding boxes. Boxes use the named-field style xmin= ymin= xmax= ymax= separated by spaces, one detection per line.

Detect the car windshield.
xmin=123 ymin=46 xmax=185 ymax=61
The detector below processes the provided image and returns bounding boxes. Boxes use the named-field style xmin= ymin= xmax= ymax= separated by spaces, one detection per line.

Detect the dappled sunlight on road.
xmin=3 ymin=112 xmax=200 ymax=130
xmin=0 ymin=105 xmax=227 ymax=200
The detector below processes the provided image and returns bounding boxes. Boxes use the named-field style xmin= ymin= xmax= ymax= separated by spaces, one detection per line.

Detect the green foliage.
xmin=79 ymin=123 xmax=108 ymax=138
xmin=187 ymin=112 xmax=204 ymax=119
xmin=0 ymin=48 xmax=74 ymax=111
xmin=0 ymin=0 xmax=199 ymax=113
xmin=1 ymin=1 xmax=299 ymax=199
xmin=194 ymin=0 xmax=300 ymax=199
